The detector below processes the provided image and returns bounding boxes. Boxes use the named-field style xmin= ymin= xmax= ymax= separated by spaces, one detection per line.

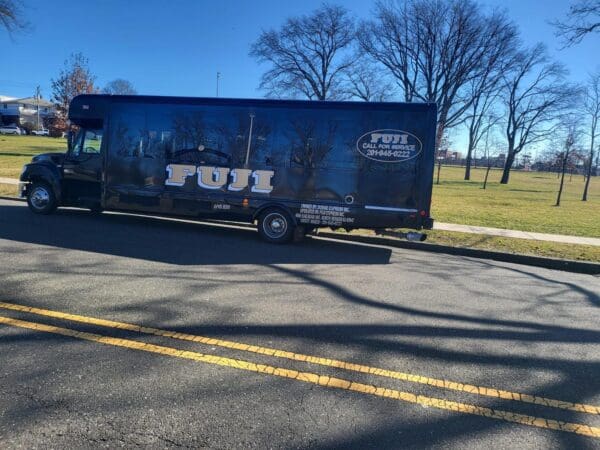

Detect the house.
xmin=436 ymin=149 xmax=463 ymax=161
xmin=0 ymin=96 xmax=56 ymax=129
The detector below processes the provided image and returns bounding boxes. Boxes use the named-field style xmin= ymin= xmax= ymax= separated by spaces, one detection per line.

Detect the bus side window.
xmin=140 ymin=130 xmax=168 ymax=160
xmin=284 ymin=111 xmax=336 ymax=169
xmin=169 ymin=108 xmax=221 ymax=164
xmin=248 ymin=115 xmax=276 ymax=168
xmin=111 ymin=107 xmax=146 ymax=158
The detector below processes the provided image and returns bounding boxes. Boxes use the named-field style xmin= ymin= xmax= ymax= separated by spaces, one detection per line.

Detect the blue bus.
xmin=20 ymin=95 xmax=436 ymax=243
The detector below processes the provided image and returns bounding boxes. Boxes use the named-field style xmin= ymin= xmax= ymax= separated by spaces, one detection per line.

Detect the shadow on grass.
xmin=0 ymin=152 xmax=41 ymax=157
xmin=508 ymin=188 xmax=549 ymax=193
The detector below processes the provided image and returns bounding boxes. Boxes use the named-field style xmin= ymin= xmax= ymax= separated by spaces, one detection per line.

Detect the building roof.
xmin=0 ymin=97 xmax=54 ymax=108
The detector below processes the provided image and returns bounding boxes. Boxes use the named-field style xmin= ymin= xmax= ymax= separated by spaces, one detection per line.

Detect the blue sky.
xmin=1 ymin=0 xmax=597 ymax=101
xmin=1 ymin=0 xmax=598 ymax=156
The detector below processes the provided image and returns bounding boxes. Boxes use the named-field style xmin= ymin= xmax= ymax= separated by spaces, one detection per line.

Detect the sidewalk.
xmin=433 ymin=222 xmax=600 ymax=247
xmin=1 ymin=177 xmax=598 ymax=247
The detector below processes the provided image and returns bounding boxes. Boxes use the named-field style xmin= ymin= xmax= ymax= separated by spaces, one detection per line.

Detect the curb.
xmin=316 ymin=232 xmax=600 ymax=275
xmin=1 ymin=196 xmax=598 ymax=275
xmin=0 ymin=196 xmax=24 ymax=202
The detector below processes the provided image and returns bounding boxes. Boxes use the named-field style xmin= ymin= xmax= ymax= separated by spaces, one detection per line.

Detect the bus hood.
xmin=31 ymin=152 xmax=66 ymax=165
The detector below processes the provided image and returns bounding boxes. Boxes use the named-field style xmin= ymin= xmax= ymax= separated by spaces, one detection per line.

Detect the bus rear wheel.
xmin=257 ymin=208 xmax=294 ymax=244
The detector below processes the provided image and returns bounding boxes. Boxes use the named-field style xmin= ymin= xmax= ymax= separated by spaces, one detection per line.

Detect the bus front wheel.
xmin=27 ymin=181 xmax=57 ymax=215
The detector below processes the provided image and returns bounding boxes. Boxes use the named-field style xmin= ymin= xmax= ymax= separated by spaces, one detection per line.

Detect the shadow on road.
xmin=1 ymin=201 xmax=599 ymax=447
xmin=0 ymin=203 xmax=392 ymax=265
xmin=2 ymin=284 xmax=599 ymax=448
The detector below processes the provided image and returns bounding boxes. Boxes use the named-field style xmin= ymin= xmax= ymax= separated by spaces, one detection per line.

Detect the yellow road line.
xmin=0 ymin=315 xmax=599 ymax=439
xmin=1 ymin=301 xmax=598 ymax=416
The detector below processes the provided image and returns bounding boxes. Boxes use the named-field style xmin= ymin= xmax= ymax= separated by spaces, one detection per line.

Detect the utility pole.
xmin=216 ymin=72 xmax=221 ymax=97
xmin=35 ymin=85 xmax=41 ymax=130
xmin=245 ymin=113 xmax=255 ymax=167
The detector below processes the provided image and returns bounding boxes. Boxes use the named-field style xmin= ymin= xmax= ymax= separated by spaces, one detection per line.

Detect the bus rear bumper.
xmin=422 ymin=217 xmax=434 ymax=229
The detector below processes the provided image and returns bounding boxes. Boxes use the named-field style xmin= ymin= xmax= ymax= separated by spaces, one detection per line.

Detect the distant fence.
xmin=437 ymin=159 xmax=598 ymax=176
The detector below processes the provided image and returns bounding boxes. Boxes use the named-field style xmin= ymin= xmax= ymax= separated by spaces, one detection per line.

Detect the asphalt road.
xmin=0 ymin=198 xmax=599 ymax=449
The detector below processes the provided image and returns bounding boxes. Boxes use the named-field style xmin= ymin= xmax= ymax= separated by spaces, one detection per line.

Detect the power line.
xmin=0 ymin=80 xmax=40 ymax=88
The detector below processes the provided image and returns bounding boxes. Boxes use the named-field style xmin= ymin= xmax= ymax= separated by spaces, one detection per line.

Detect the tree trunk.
xmin=464 ymin=154 xmax=472 ymax=180
xmin=436 ymin=160 xmax=441 ymax=185
xmin=435 ymin=123 xmax=445 ymax=152
xmin=582 ymin=150 xmax=594 ymax=201
xmin=483 ymin=165 xmax=491 ymax=189
xmin=582 ymin=132 xmax=595 ymax=201
xmin=464 ymin=128 xmax=477 ymax=180
xmin=500 ymin=152 xmax=515 ymax=184
xmin=555 ymin=153 xmax=568 ymax=207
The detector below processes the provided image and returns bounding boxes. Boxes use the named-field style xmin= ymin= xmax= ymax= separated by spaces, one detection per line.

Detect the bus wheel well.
xmin=252 ymin=203 xmax=297 ymax=226
xmin=24 ymin=175 xmax=61 ymax=201
xmin=27 ymin=174 xmax=46 ymax=183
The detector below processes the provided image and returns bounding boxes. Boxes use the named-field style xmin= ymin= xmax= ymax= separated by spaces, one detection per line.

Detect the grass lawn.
xmin=374 ymin=229 xmax=598 ymax=262
xmin=0 ymin=135 xmax=67 ymax=179
xmin=1 ymin=135 xmax=598 ymax=261
xmin=0 ymin=184 xmax=18 ymax=197
xmin=426 ymin=229 xmax=599 ymax=262
xmin=431 ymin=165 xmax=599 ymax=237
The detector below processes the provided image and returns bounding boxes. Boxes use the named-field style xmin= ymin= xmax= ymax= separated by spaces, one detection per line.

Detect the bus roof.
xmin=68 ymin=94 xmax=436 ymax=122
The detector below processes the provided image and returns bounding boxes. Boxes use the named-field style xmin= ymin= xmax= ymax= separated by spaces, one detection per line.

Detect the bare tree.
xmin=50 ymin=53 xmax=96 ymax=133
xmin=500 ymin=44 xmax=579 ymax=184
xmin=465 ymin=110 xmax=501 ymax=178
xmin=555 ymin=118 xmax=583 ymax=206
xmin=463 ymin=89 xmax=502 ymax=181
xmin=359 ymin=0 xmax=517 ymax=147
xmin=536 ymin=146 xmax=564 ymax=173
xmin=481 ymin=129 xmax=500 ymax=189
xmin=434 ymin=132 xmax=452 ymax=185
xmin=249 ymin=4 xmax=355 ymax=100
xmin=0 ymin=0 xmax=26 ymax=34
xmin=102 ymin=78 xmax=137 ymax=95
xmin=582 ymin=71 xmax=600 ymax=200
xmin=341 ymin=53 xmax=395 ymax=101
xmin=463 ymin=20 xmax=518 ymax=180
xmin=552 ymin=0 xmax=600 ymax=47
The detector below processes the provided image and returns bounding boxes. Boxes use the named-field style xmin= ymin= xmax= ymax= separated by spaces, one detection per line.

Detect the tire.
xmin=27 ymin=181 xmax=57 ymax=215
xmin=257 ymin=208 xmax=295 ymax=244
xmin=304 ymin=226 xmax=316 ymax=235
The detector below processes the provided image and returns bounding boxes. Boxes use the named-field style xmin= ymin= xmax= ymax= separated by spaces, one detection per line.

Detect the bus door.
xmin=104 ymin=106 xmax=166 ymax=211
xmin=62 ymin=128 xmax=103 ymax=204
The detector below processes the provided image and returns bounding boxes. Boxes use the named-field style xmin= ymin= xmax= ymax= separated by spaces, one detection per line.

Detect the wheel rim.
xmin=263 ymin=212 xmax=288 ymax=239
xmin=30 ymin=186 xmax=50 ymax=209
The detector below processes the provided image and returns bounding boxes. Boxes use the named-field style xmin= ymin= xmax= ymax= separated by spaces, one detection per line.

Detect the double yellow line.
xmin=0 ymin=301 xmax=598 ymax=438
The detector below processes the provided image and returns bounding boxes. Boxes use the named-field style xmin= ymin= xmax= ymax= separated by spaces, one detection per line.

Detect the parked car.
xmin=0 ymin=124 xmax=22 ymax=135
xmin=32 ymin=129 xmax=49 ymax=136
